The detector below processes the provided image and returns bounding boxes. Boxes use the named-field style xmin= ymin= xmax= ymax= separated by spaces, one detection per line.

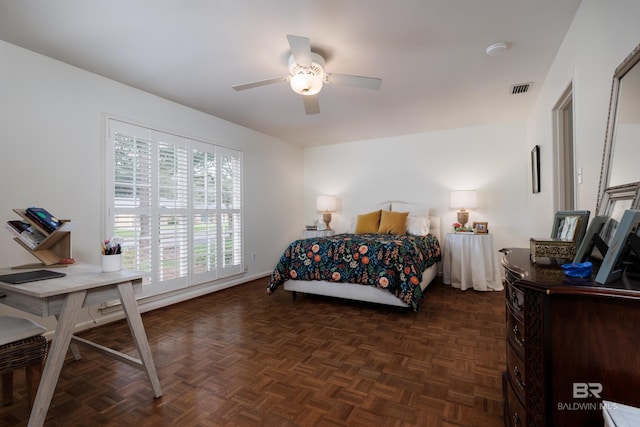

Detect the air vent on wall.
xmin=510 ymin=82 xmax=531 ymax=95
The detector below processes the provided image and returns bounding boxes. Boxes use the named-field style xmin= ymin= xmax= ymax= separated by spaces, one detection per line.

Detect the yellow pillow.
xmin=378 ymin=210 xmax=409 ymax=234
xmin=355 ymin=210 xmax=382 ymax=234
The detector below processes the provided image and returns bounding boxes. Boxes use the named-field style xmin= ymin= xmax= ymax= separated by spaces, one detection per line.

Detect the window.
xmin=105 ymin=118 xmax=243 ymax=298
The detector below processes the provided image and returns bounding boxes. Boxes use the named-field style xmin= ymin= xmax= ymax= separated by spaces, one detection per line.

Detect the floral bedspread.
xmin=267 ymin=233 xmax=441 ymax=311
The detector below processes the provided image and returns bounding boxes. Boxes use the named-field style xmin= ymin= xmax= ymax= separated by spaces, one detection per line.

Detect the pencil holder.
xmin=101 ymin=254 xmax=121 ymax=272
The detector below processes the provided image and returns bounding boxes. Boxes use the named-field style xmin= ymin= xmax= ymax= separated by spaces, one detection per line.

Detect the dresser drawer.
xmin=507 ymin=343 xmax=526 ymax=403
xmin=507 ymin=282 xmax=524 ymax=316
xmin=504 ymin=267 xmax=523 ymax=286
xmin=506 ymin=379 xmax=527 ymax=427
xmin=506 ymin=307 xmax=525 ymax=355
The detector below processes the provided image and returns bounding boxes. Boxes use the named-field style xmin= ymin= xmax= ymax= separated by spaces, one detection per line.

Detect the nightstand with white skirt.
xmin=443 ymin=232 xmax=503 ymax=291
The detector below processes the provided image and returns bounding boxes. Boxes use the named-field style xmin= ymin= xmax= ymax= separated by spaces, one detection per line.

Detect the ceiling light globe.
xmin=290 ymin=73 xmax=323 ymax=96
xmin=486 ymin=42 xmax=508 ymax=56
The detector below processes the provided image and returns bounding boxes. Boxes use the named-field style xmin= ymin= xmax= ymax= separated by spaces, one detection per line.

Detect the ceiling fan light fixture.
xmin=486 ymin=42 xmax=508 ymax=56
xmin=290 ymin=72 xmax=323 ymax=95
xmin=232 ymin=35 xmax=381 ymax=113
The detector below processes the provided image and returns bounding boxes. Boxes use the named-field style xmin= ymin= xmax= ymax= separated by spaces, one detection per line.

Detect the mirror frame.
xmin=596 ymin=42 xmax=640 ymax=213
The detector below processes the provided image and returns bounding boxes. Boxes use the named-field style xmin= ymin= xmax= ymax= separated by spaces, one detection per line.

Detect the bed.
xmin=267 ymin=202 xmax=442 ymax=311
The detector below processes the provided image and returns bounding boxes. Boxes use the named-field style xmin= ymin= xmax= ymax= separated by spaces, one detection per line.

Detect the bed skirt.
xmin=282 ymin=262 xmax=439 ymax=308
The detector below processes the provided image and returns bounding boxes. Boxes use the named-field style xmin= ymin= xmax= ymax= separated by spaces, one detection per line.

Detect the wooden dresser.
xmin=501 ymin=248 xmax=640 ymax=427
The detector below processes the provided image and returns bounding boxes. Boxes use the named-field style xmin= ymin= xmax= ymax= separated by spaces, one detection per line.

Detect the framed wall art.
xmin=531 ymin=145 xmax=540 ymax=194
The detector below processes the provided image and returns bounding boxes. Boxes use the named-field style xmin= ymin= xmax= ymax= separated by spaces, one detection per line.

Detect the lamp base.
xmin=322 ymin=212 xmax=333 ymax=230
xmin=457 ymin=210 xmax=469 ymax=228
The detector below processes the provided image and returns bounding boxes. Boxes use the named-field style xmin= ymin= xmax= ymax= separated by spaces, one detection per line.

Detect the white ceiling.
xmin=0 ymin=0 xmax=582 ymax=147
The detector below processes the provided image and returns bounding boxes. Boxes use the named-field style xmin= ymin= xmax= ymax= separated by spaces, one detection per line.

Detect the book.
xmin=6 ymin=220 xmax=46 ymax=249
xmin=7 ymin=220 xmax=31 ymax=234
xmin=25 ymin=207 xmax=62 ymax=233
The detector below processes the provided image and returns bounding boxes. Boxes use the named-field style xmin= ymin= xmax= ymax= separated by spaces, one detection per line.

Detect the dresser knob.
xmin=513 ymin=324 xmax=525 ymax=346
xmin=513 ymin=412 xmax=520 ymax=426
xmin=511 ymin=291 xmax=523 ymax=312
xmin=514 ymin=366 xmax=526 ymax=390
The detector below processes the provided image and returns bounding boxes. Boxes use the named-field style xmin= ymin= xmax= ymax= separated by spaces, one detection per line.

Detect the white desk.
xmin=443 ymin=232 xmax=503 ymax=291
xmin=0 ymin=264 xmax=162 ymax=426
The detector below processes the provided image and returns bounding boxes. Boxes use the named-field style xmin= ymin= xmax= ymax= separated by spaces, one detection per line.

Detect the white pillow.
xmin=349 ymin=217 xmax=356 ymax=233
xmin=391 ymin=202 xmax=430 ymax=218
xmin=406 ymin=216 xmax=430 ymax=236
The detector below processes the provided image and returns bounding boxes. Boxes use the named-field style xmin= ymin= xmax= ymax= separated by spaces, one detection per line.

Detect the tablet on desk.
xmin=0 ymin=270 xmax=66 ymax=284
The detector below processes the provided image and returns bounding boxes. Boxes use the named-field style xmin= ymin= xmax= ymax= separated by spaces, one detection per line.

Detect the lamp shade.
xmin=450 ymin=190 xmax=477 ymax=209
xmin=316 ymin=195 xmax=337 ymax=212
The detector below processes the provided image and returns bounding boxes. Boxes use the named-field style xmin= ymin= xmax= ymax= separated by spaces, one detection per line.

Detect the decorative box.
xmin=529 ymin=238 xmax=576 ymax=262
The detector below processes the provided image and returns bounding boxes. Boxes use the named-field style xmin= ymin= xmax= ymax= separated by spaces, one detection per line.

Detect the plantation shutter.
xmin=219 ymin=147 xmax=243 ymax=277
xmin=106 ymin=118 xmax=243 ymax=298
xmin=154 ymin=131 xmax=189 ymax=291
xmin=191 ymin=140 xmax=218 ymax=284
xmin=109 ymin=121 xmax=153 ymax=286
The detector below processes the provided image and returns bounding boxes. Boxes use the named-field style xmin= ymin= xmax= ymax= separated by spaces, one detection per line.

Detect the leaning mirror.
xmin=596 ymin=42 xmax=640 ymax=212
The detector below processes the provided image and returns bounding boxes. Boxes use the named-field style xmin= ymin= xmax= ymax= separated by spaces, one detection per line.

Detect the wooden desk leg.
xmin=68 ymin=342 xmax=83 ymax=361
xmin=55 ymin=314 xmax=83 ymax=361
xmin=117 ymin=282 xmax=163 ymax=398
xmin=29 ymin=290 xmax=86 ymax=427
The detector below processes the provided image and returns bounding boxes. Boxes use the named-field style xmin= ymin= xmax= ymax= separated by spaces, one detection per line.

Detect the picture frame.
xmin=595 ymin=209 xmax=640 ymax=285
xmin=550 ymin=210 xmax=590 ymax=245
xmin=531 ymin=145 xmax=540 ymax=194
xmin=473 ymin=222 xmax=488 ymax=234
xmin=598 ymin=183 xmax=640 ymax=245
xmin=573 ymin=215 xmax=609 ymax=263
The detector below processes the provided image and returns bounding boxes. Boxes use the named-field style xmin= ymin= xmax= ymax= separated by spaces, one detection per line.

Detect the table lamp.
xmin=316 ymin=195 xmax=337 ymax=230
xmin=450 ymin=190 xmax=477 ymax=228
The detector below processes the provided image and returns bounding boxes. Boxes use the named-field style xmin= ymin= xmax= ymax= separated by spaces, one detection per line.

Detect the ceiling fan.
xmin=232 ymin=35 xmax=382 ymax=115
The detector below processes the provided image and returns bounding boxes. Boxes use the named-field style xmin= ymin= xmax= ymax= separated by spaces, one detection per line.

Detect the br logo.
xmin=573 ymin=383 xmax=603 ymax=399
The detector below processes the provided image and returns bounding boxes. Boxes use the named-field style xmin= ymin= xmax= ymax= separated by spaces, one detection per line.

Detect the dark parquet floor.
xmin=0 ymin=276 xmax=506 ymax=427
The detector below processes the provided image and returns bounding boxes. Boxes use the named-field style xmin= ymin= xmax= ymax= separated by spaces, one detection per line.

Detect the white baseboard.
xmin=45 ymin=271 xmax=272 ymax=337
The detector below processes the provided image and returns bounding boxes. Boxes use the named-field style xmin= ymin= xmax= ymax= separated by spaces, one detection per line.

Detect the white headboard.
xmin=428 ymin=215 xmax=441 ymax=244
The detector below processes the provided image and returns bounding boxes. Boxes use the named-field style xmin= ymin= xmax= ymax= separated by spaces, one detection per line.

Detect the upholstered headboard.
xmin=428 ymin=215 xmax=441 ymax=245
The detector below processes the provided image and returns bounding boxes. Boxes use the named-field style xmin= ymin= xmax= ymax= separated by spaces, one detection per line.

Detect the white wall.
xmin=303 ymin=124 xmax=529 ymax=252
xmin=0 ymin=41 xmax=303 ymax=327
xmin=527 ymin=0 xmax=640 ymax=236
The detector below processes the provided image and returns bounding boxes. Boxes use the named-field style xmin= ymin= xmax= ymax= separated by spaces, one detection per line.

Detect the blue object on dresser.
xmin=561 ymin=261 xmax=593 ymax=278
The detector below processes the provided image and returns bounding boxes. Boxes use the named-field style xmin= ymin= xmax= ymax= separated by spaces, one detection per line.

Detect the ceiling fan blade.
xmin=232 ymin=76 xmax=289 ymax=91
xmin=303 ymin=95 xmax=320 ymax=115
xmin=325 ymin=73 xmax=382 ymax=90
xmin=287 ymin=34 xmax=312 ymax=67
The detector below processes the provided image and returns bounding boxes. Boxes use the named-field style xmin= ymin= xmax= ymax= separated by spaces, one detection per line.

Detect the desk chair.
xmin=0 ymin=316 xmax=48 ymax=407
